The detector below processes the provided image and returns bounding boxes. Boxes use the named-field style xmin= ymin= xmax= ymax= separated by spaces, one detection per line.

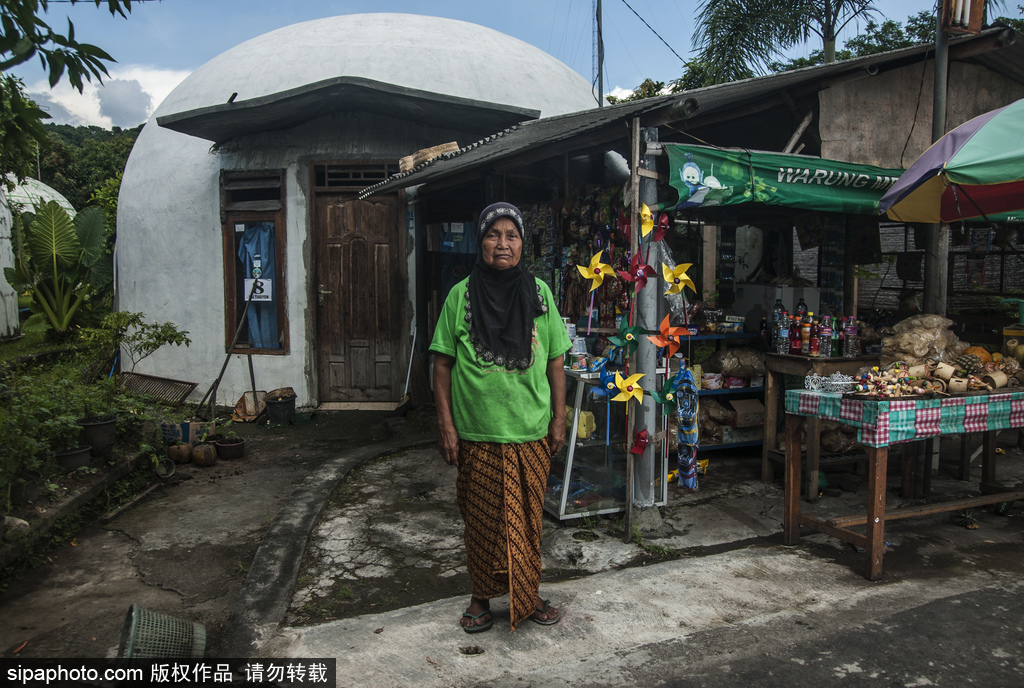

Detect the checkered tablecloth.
xmin=785 ymin=389 xmax=1024 ymax=447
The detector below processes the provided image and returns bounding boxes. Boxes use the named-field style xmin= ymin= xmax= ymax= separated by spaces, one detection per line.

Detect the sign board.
xmin=244 ymin=278 xmax=273 ymax=302
xmin=665 ymin=143 xmax=905 ymax=217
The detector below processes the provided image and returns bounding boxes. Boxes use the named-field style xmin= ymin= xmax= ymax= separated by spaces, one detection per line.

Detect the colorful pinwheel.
xmin=590 ymin=361 xmax=619 ymax=399
xmin=576 ymin=251 xmax=616 ymax=292
xmin=612 ymin=371 xmax=645 ymax=403
xmin=662 ymin=262 xmax=696 ymax=296
xmin=617 ymin=208 xmax=631 ymax=242
xmin=630 ymin=429 xmax=650 ymax=455
xmin=640 ymin=203 xmax=655 ymax=237
xmin=617 ymin=253 xmax=656 ymax=294
xmin=607 ymin=322 xmax=647 ymax=355
xmin=649 ymin=370 xmax=683 ymax=417
xmin=653 ymin=213 xmax=670 ymax=242
xmin=647 ymin=314 xmax=688 ymax=357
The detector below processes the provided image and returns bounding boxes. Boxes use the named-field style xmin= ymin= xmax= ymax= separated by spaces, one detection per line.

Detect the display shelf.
xmin=679 ymin=332 xmax=766 ymax=455
xmin=545 ymin=368 xmax=669 ymax=521
xmin=699 ymin=439 xmax=763 ymax=451
xmin=698 ymin=386 xmax=763 ymax=396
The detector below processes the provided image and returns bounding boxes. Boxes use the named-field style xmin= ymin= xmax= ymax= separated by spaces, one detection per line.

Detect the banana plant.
xmin=3 ymin=201 xmax=112 ymax=336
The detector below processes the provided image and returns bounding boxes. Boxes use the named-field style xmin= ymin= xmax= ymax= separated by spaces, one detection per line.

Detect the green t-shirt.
xmin=430 ymin=276 xmax=571 ymax=443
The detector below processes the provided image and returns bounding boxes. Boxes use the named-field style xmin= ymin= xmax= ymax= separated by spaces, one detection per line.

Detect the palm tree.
xmin=692 ymin=0 xmax=1010 ymax=86
xmin=691 ymin=0 xmax=879 ymax=85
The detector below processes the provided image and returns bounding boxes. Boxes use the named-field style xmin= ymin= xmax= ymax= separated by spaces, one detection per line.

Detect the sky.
xmin=9 ymin=0 xmax=1022 ymax=129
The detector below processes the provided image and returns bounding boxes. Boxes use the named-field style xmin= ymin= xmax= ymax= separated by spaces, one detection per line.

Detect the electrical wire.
xmin=619 ymin=0 xmax=686 ymax=64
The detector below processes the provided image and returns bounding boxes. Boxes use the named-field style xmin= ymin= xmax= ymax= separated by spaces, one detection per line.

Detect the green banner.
xmin=665 ymin=144 xmax=905 ymax=216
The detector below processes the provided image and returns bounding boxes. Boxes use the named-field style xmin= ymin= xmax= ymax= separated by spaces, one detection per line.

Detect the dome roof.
xmin=5 ymin=176 xmax=76 ymax=216
xmin=155 ymin=13 xmax=597 ymax=120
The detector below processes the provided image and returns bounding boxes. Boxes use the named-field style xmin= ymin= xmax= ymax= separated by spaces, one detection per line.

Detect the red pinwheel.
xmin=617 ymin=253 xmax=656 ymax=294
xmin=630 ymin=429 xmax=650 ymax=455
xmin=653 ymin=213 xmax=670 ymax=242
xmin=617 ymin=208 xmax=631 ymax=242
xmin=646 ymin=314 xmax=688 ymax=357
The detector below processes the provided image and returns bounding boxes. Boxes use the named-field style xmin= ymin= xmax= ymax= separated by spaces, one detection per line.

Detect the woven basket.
xmin=118 ymin=604 xmax=206 ymax=659
xmin=411 ymin=141 xmax=459 ymax=168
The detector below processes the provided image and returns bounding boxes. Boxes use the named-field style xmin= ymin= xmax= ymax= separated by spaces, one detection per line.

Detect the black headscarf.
xmin=467 ymin=202 xmax=546 ymax=368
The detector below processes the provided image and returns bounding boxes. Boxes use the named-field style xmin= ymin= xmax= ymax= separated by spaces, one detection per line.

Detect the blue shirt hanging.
xmin=237 ymin=222 xmax=278 ymax=348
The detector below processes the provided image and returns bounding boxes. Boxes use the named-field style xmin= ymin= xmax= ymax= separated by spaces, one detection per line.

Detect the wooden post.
xmin=864 ymin=445 xmax=888 ymax=581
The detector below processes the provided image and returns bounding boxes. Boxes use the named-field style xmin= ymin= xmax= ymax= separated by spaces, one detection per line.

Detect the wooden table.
xmin=761 ymin=353 xmax=879 ymax=500
xmin=784 ymin=389 xmax=1024 ymax=580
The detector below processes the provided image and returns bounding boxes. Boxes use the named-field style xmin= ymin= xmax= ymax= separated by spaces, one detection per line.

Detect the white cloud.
xmin=24 ymin=65 xmax=191 ymax=129
xmin=605 ymin=86 xmax=634 ymax=102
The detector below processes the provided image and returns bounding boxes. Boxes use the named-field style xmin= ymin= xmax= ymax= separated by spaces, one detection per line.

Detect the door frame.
xmin=309 ymin=161 xmax=408 ymax=409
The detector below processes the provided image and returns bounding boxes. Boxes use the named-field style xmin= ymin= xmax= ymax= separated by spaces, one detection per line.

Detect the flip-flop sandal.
xmin=461 ymin=610 xmax=493 ymax=634
xmin=531 ymin=599 xmax=561 ymax=626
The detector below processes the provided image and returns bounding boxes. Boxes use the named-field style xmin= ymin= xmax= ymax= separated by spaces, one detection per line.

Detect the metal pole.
xmin=924 ymin=7 xmax=949 ymax=316
xmin=634 ymin=126 xmax=659 ymax=512
xmin=597 ymin=0 xmax=604 ymax=107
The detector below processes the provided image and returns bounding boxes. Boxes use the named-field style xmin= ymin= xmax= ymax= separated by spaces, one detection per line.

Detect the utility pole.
xmin=594 ymin=0 xmax=604 ymax=106
xmin=924 ymin=4 xmax=950 ymax=316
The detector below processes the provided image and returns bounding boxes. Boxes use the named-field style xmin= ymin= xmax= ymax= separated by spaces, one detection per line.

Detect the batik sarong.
xmin=456 ymin=438 xmax=549 ymax=630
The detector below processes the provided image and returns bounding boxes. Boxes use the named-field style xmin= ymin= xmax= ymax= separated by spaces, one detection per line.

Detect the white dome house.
xmin=117 ymin=13 xmax=596 ymax=409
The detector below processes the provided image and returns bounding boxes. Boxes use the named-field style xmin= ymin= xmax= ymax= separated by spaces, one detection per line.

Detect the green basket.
xmin=117 ymin=604 xmax=206 ymax=659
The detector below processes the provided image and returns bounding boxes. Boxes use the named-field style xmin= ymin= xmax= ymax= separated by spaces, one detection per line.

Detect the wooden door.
xmin=314 ymin=193 xmax=405 ymax=403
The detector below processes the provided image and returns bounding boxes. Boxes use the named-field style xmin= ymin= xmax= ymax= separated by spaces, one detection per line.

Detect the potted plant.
xmin=77 ymin=385 xmax=119 ymax=460
xmin=44 ymin=413 xmax=92 ymax=471
xmin=214 ymin=430 xmax=245 ymax=460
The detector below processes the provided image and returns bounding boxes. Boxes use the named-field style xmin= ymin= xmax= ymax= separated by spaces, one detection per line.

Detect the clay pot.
xmin=214 ymin=438 xmax=245 ymax=460
xmin=168 ymin=443 xmax=192 ymax=464
xmin=55 ymin=446 xmax=92 ymax=470
xmin=190 ymin=442 xmax=217 ymax=468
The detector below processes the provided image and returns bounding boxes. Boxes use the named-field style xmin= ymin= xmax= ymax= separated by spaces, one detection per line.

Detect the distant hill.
xmin=38 ymin=123 xmax=142 ymax=210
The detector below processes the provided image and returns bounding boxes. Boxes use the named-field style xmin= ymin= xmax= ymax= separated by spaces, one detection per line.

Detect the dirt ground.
xmin=0 ymin=406 xmax=421 ymax=659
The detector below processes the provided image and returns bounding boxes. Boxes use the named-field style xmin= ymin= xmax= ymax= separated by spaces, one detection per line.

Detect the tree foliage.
xmin=38 ymin=122 xmax=138 ymax=209
xmin=690 ymin=0 xmax=879 ymax=86
xmin=0 ymin=0 xmax=133 ymax=182
xmin=3 ymin=200 xmax=112 ymax=337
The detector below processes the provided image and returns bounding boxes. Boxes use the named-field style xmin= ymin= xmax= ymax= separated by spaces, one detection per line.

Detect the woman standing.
xmin=431 ymin=202 xmax=571 ymax=633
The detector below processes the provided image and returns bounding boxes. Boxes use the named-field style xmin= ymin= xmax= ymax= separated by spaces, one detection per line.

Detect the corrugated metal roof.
xmin=157 ymin=76 xmax=542 ymax=144
xmin=360 ymin=27 xmax=1022 ymax=200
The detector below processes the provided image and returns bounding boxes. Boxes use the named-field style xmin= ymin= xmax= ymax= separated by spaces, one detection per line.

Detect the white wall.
xmin=0 ymin=189 xmax=17 ymax=339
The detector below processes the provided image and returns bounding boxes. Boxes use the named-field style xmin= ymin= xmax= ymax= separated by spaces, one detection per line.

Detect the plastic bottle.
xmin=795 ymin=297 xmax=808 ymax=320
xmin=770 ymin=298 xmax=785 ymax=345
xmin=776 ymin=311 xmax=790 ymax=354
xmin=800 ymin=311 xmax=813 ymax=355
xmin=843 ymin=316 xmax=859 ymax=358
xmin=759 ymin=317 xmax=769 ymax=347
xmin=831 ymin=320 xmax=841 ymax=358
xmin=789 ymin=315 xmax=801 ymax=354
xmin=809 ymin=316 xmax=820 ymax=357
xmin=819 ymin=315 xmax=833 ymax=358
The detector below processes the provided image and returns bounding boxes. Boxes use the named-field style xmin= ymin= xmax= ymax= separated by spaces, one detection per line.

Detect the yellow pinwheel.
xmin=576 ymin=250 xmax=616 ymax=291
xmin=662 ymin=262 xmax=696 ymax=295
xmin=612 ymin=371 xmax=645 ymax=403
xmin=640 ymin=203 xmax=654 ymax=237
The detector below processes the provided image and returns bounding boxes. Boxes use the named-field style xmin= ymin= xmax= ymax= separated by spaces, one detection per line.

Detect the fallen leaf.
xmin=426 ymin=656 xmax=439 ymax=667
xmin=71 ymin=539 xmax=78 ymax=547
xmin=373 ymin=627 xmax=383 ymax=634
xmin=459 ymin=646 xmax=484 ymax=655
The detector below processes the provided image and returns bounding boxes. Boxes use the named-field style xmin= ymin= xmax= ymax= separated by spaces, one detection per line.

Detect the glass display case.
xmin=544 ymin=368 xmax=670 ymax=521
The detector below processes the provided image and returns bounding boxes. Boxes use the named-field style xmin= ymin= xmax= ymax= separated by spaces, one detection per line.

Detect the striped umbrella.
xmin=879 ymin=98 xmax=1024 ymax=223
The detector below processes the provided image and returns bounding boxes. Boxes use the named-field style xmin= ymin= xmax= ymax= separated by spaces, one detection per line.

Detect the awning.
xmin=666 ymin=144 xmax=905 ymax=216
